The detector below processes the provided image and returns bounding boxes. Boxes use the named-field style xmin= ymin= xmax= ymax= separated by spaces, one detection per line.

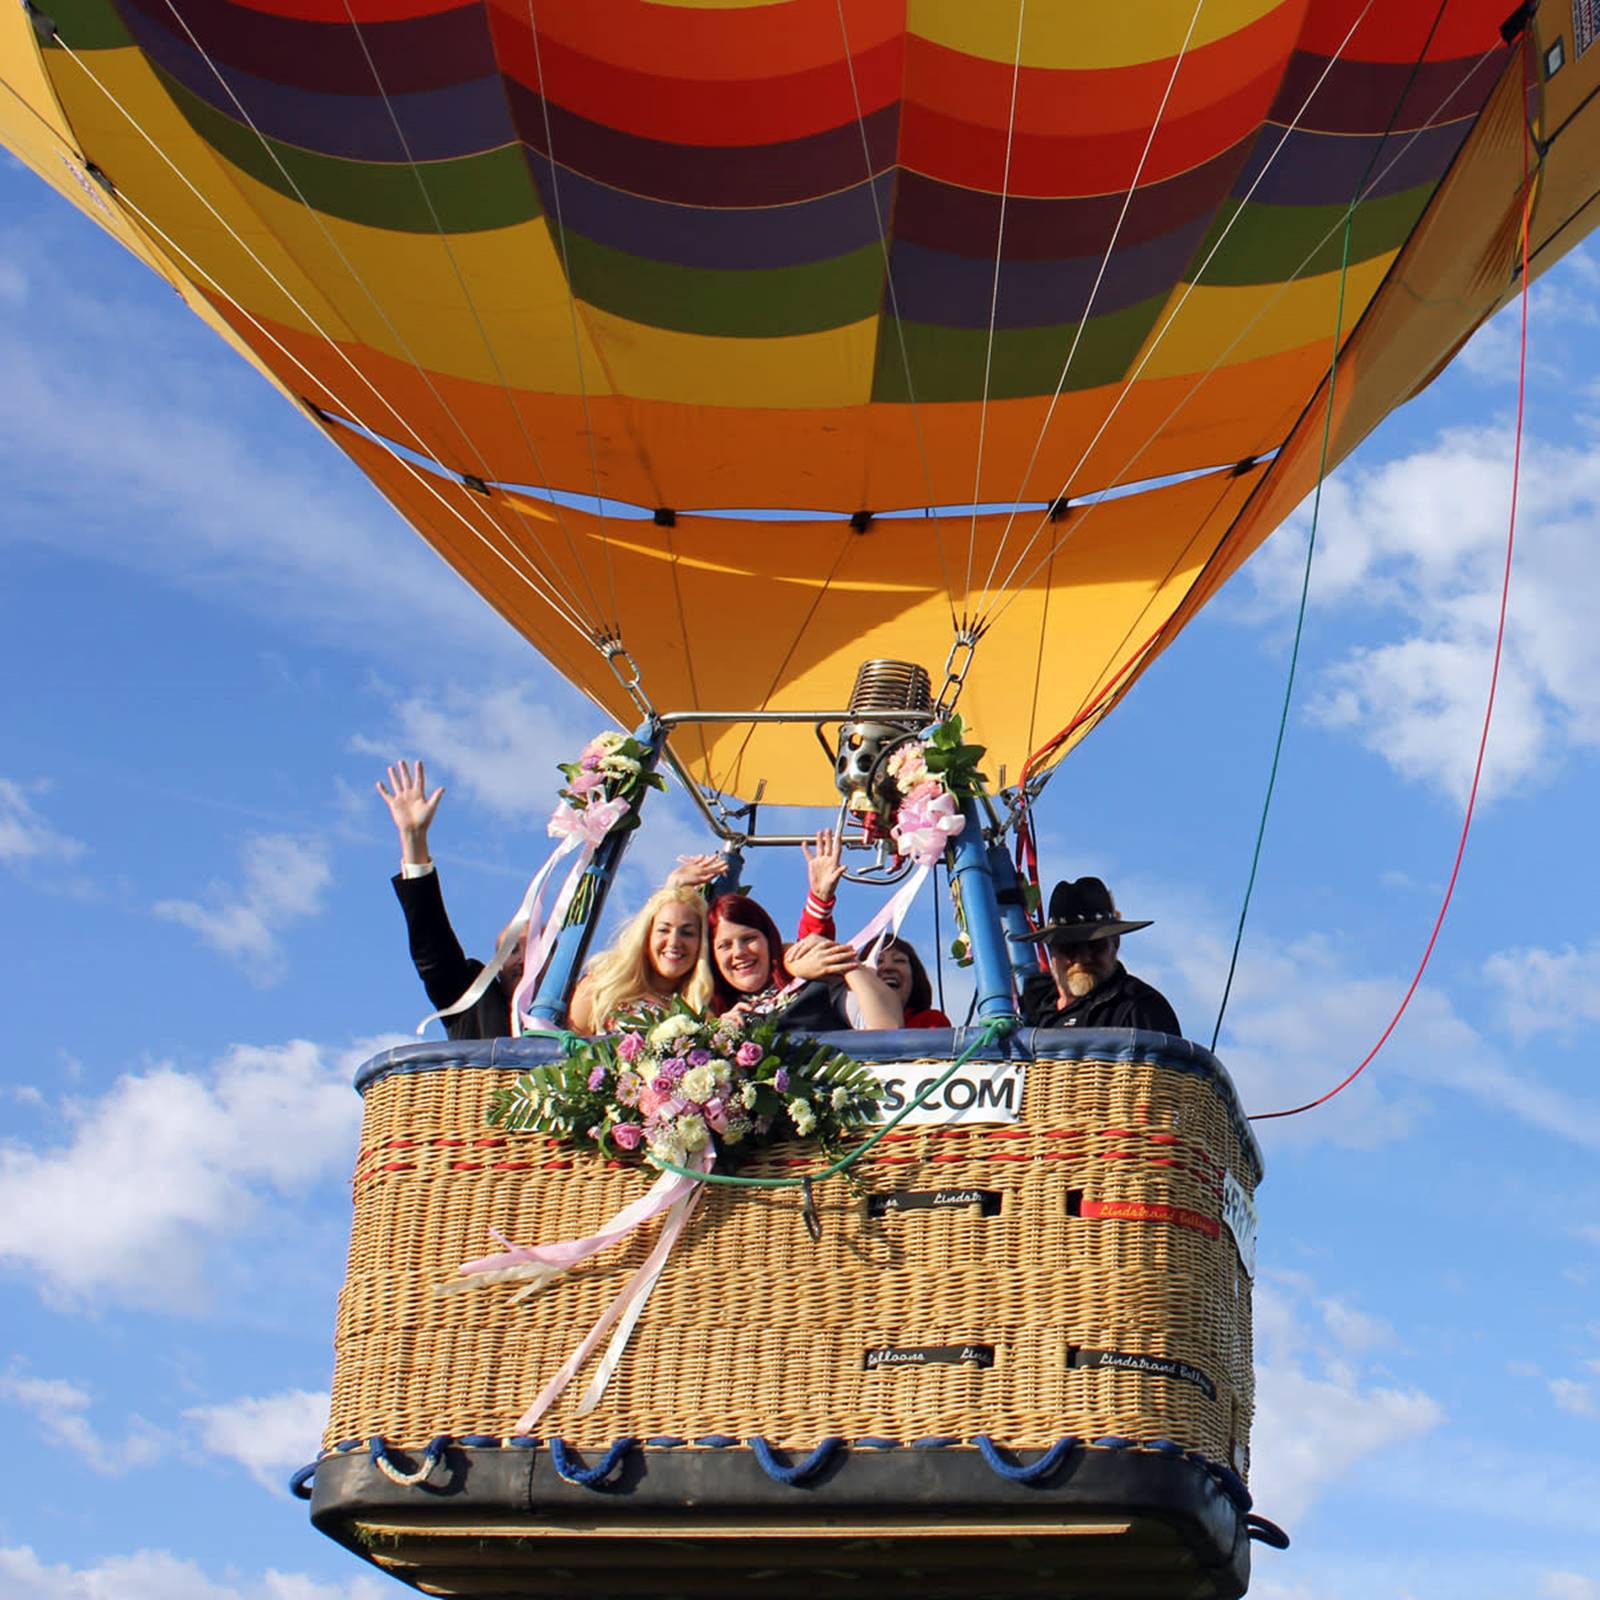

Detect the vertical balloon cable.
xmin=1248 ymin=68 xmax=1535 ymax=1122
xmin=47 ymin=36 xmax=596 ymax=646
xmin=1210 ymin=0 xmax=1453 ymax=1053
xmin=149 ymin=0 xmax=607 ymax=635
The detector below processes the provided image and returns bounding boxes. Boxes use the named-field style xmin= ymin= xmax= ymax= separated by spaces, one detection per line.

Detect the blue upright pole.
xmin=986 ymin=838 xmax=1040 ymax=995
xmin=946 ymin=798 xmax=1019 ymax=1022
xmin=524 ymin=718 xmax=665 ymax=1028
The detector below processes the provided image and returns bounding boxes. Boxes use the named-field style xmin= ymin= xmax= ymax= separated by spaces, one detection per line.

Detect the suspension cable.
xmin=1250 ymin=124 xmax=1533 ymax=1122
xmin=152 ymin=0 xmax=606 ymax=632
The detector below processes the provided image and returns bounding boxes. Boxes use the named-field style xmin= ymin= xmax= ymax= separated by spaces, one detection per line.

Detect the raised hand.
xmin=784 ymin=934 xmax=861 ymax=982
xmin=376 ymin=759 xmax=444 ymax=865
xmin=801 ymin=828 xmax=844 ymax=902
xmin=665 ymin=852 xmax=728 ymax=891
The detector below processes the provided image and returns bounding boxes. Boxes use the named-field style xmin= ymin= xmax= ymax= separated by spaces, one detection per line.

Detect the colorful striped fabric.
xmin=4 ymin=1 xmax=1594 ymax=798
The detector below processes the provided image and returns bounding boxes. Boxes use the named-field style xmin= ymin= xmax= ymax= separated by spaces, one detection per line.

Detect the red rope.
xmin=1251 ymin=155 xmax=1534 ymax=1122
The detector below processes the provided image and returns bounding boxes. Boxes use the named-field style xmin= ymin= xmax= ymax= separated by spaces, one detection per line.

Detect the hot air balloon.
xmin=5 ymin=0 xmax=1595 ymax=1593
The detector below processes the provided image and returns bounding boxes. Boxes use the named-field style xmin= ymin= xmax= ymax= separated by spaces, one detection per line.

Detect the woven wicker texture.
xmin=328 ymin=1052 xmax=1258 ymax=1470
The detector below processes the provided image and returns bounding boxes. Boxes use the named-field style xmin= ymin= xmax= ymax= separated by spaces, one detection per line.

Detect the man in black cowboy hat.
xmin=1016 ymin=877 xmax=1180 ymax=1035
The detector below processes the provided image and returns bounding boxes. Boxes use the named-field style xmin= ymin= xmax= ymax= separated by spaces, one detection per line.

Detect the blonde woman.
xmin=567 ymin=882 xmax=716 ymax=1034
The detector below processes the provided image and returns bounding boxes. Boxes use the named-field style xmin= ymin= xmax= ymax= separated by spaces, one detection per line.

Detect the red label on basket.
xmin=1079 ymin=1198 xmax=1220 ymax=1238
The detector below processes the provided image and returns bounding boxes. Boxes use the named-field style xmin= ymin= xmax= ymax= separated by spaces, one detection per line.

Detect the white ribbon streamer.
xmin=414 ymin=833 xmax=582 ymax=1035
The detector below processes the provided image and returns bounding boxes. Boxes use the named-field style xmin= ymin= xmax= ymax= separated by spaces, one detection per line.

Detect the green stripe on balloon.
xmin=158 ymin=68 xmax=541 ymax=235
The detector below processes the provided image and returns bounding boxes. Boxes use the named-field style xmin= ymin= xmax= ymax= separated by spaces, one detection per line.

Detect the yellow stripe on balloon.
xmin=1130 ymin=253 xmax=1395 ymax=380
xmin=909 ymin=0 xmax=1289 ymax=71
xmin=577 ymin=303 xmax=880 ymax=408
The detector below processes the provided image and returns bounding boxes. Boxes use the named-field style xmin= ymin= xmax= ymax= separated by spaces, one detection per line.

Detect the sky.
xmin=3 ymin=142 xmax=1600 ymax=1600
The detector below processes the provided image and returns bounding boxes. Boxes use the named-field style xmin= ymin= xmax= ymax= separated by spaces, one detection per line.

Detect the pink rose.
xmin=638 ymin=1087 xmax=671 ymax=1118
xmin=612 ymin=1122 xmax=643 ymax=1151
xmin=569 ymin=769 xmax=606 ymax=796
xmin=617 ymin=1032 xmax=645 ymax=1063
xmin=735 ymin=1041 xmax=763 ymax=1067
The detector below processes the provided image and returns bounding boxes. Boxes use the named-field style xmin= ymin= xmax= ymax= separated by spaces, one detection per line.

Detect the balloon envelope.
xmin=5 ymin=0 xmax=1596 ymax=799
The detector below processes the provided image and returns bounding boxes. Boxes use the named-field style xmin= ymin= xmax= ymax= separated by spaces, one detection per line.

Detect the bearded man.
xmin=1016 ymin=877 xmax=1180 ymax=1036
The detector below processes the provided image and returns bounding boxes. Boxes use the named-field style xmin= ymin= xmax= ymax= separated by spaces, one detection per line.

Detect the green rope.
xmin=645 ymin=1015 xmax=1018 ymax=1190
xmin=1208 ymin=2 xmax=1449 ymax=1057
xmin=1208 ymin=214 xmax=1355 ymax=1055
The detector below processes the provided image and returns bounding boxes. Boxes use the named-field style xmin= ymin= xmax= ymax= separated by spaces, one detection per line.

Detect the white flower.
xmin=740 ymin=1082 xmax=759 ymax=1109
xmin=680 ymin=1064 xmax=716 ymax=1102
xmin=650 ymin=1014 xmax=698 ymax=1045
xmin=675 ymin=1113 xmax=710 ymax=1152
xmin=788 ymin=1097 xmax=817 ymax=1137
xmin=830 ymin=1084 xmax=852 ymax=1111
xmin=600 ymin=753 xmax=641 ymax=777
xmin=650 ymin=1132 xmax=687 ymax=1168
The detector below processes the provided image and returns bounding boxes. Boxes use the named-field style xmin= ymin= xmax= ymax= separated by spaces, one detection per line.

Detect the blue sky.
xmin=3 ymin=148 xmax=1600 ymax=1600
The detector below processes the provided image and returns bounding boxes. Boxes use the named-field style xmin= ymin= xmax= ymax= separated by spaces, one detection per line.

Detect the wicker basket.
xmin=327 ymin=1029 xmax=1261 ymax=1474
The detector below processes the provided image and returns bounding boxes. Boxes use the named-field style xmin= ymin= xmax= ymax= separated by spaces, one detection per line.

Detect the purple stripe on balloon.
xmin=533 ymin=161 xmax=894 ymax=270
xmin=1269 ymin=48 xmax=1502 ymax=135
xmin=1231 ymin=119 xmax=1470 ymax=206
xmin=121 ymin=0 xmax=514 ymax=163
xmin=508 ymin=81 xmax=900 ymax=208
xmin=114 ymin=0 xmax=495 ymax=95
xmin=893 ymin=139 xmax=1250 ymax=262
xmin=889 ymin=215 xmax=1210 ymax=330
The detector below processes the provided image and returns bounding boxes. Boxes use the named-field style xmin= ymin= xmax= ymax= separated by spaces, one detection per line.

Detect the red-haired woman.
xmin=708 ymin=893 xmax=903 ymax=1031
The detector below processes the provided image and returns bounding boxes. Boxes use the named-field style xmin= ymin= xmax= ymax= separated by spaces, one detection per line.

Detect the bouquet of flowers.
xmin=487 ymin=999 xmax=885 ymax=1167
xmin=877 ymin=715 xmax=990 ymax=868
xmin=548 ymin=729 xmax=665 ymax=845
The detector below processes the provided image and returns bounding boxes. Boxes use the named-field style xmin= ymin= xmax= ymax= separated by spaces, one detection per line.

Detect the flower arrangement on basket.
xmin=549 ymin=729 xmax=664 ymax=845
xmin=856 ymin=715 xmax=990 ymax=868
xmin=488 ymin=998 xmax=885 ymax=1167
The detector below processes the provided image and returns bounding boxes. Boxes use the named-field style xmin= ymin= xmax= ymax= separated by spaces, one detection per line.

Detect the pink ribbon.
xmin=414 ymin=832 xmax=582 ymax=1035
xmin=508 ymin=838 xmax=598 ymax=1031
xmin=844 ymin=860 xmax=930 ymax=965
xmin=452 ymin=1151 xmax=713 ymax=1430
xmin=548 ymin=794 xmax=631 ymax=847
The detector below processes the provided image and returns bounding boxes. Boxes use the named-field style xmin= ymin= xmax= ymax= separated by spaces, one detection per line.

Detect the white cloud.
xmin=0 ymin=1545 xmax=385 ymax=1600
xmin=1125 ymin=874 xmax=1600 ymax=1154
xmin=1547 ymin=1378 xmax=1596 ymax=1418
xmin=1541 ymin=1575 xmax=1599 ymax=1600
xmin=1250 ymin=1274 xmax=1444 ymax=1525
xmin=355 ymin=683 xmax=594 ymax=822
xmin=1242 ymin=423 xmax=1600 ymax=803
xmin=0 ymin=1036 xmax=391 ymax=1309
xmin=0 ymin=1373 xmax=164 ymax=1475
xmin=154 ymin=833 xmax=331 ymax=983
xmin=355 ymin=683 xmax=721 ymax=912
xmin=0 ymin=251 xmax=527 ymax=669
xmin=1485 ymin=940 xmax=1600 ymax=1038
xmin=186 ymin=1388 xmax=329 ymax=1495
xmin=0 ymin=778 xmax=85 ymax=866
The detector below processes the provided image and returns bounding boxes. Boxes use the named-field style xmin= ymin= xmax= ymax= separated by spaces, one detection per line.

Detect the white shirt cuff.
xmin=400 ymin=860 xmax=436 ymax=879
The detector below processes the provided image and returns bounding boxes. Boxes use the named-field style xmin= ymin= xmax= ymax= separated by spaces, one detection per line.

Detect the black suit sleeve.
xmin=392 ymin=870 xmax=488 ymax=1015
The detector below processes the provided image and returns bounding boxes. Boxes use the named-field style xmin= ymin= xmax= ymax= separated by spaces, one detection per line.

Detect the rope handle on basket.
xmin=973 ymin=1434 xmax=1081 ymax=1483
xmin=371 ymin=1436 xmax=451 ymax=1487
xmin=550 ymin=1436 xmax=635 ymax=1487
xmin=288 ymin=1461 xmax=317 ymax=1500
xmin=749 ymin=1436 xmax=843 ymax=1485
xmin=644 ymin=1015 xmax=1018 ymax=1193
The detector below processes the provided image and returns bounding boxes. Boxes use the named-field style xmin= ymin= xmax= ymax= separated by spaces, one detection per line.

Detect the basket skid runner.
xmin=307 ymin=1433 xmax=1277 ymax=1598
xmin=307 ymin=1028 xmax=1273 ymax=1597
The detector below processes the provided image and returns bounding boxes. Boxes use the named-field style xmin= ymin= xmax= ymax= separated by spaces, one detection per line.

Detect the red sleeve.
xmin=796 ymin=892 xmax=836 ymax=941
